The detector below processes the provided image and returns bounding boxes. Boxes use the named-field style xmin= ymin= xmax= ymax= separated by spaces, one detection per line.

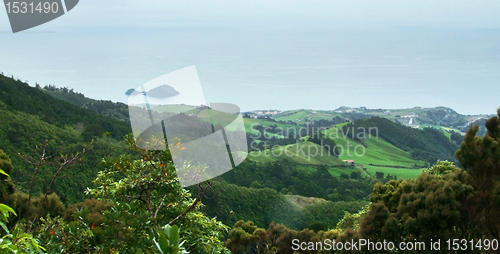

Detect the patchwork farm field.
xmin=322 ymin=125 xmax=426 ymax=179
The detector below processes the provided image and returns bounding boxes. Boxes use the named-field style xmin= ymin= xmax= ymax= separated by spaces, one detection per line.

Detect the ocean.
xmin=1 ymin=24 xmax=499 ymax=115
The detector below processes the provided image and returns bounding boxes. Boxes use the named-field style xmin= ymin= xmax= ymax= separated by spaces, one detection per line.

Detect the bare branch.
xmin=17 ymin=140 xmax=92 ymax=233
xmin=32 ymin=141 xmax=93 ymax=234
xmin=153 ymin=194 xmax=168 ymax=219
xmin=18 ymin=141 xmax=49 ymax=232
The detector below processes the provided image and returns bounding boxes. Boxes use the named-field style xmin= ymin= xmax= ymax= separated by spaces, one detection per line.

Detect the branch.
xmin=18 ymin=142 xmax=48 ymax=232
xmin=153 ymin=194 xmax=168 ymax=219
xmin=32 ymin=142 xmax=92 ymax=234
xmin=168 ymin=182 xmax=211 ymax=226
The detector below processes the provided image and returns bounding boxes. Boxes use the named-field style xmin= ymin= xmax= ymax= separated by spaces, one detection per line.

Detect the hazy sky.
xmin=1 ymin=0 xmax=496 ymax=27
xmin=1 ymin=1 xmax=499 ymax=114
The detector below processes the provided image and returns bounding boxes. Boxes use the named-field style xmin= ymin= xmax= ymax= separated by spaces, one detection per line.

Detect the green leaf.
xmin=158 ymin=232 xmax=170 ymax=252
xmin=0 ymin=204 xmax=16 ymax=222
xmin=163 ymin=224 xmax=172 ymax=237
xmin=0 ymin=169 xmax=8 ymax=176
xmin=0 ymin=222 xmax=9 ymax=234
xmin=169 ymin=225 xmax=180 ymax=243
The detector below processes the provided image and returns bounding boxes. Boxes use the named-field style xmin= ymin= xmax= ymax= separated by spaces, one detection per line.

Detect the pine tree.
xmin=455 ymin=107 xmax=500 ymax=239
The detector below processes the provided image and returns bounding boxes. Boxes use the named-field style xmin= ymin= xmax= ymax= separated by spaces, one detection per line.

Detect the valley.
xmin=1 ymin=74 xmax=497 ymax=253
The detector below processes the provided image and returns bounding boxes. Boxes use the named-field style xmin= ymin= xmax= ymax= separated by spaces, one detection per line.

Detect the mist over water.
xmin=1 ymin=24 xmax=499 ymax=115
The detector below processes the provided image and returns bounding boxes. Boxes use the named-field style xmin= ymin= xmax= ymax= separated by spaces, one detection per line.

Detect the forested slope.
xmin=0 ymin=74 xmax=133 ymax=202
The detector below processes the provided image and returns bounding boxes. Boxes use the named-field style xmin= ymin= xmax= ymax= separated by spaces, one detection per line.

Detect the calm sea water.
xmin=1 ymin=24 xmax=499 ymax=115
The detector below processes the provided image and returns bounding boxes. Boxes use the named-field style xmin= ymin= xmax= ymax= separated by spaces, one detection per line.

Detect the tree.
xmin=225 ymin=220 xmax=346 ymax=254
xmin=425 ymin=160 xmax=458 ymax=176
xmin=359 ymin=166 xmax=478 ymax=253
xmin=16 ymin=141 xmax=91 ymax=233
xmin=334 ymin=204 xmax=369 ymax=234
xmin=0 ymin=149 xmax=15 ymax=202
xmin=84 ymin=135 xmax=230 ymax=253
xmin=455 ymin=107 xmax=500 ymax=239
xmin=329 ymin=107 xmax=500 ymax=253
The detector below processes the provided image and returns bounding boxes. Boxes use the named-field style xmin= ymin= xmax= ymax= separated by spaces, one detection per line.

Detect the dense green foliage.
xmin=0 ymin=204 xmax=45 ymax=253
xmin=223 ymin=208 xmax=369 ymax=254
xmin=3 ymin=73 xmax=500 ymax=253
xmin=223 ymin=160 xmax=493 ymax=253
xmin=2 ymin=137 xmax=231 ymax=253
xmin=225 ymin=220 xmax=328 ymax=254
xmin=360 ymin=166 xmax=477 ymax=253
xmin=0 ymin=150 xmax=15 ymax=203
xmin=455 ymin=108 xmax=500 ymax=240
xmin=0 ymin=172 xmax=45 ymax=253
xmin=0 ymin=108 xmax=130 ymax=203
xmin=41 ymin=84 xmax=131 ymax=123
xmin=196 ymin=180 xmax=367 ymax=231
xmin=0 ymin=74 xmax=131 ymax=139
xmin=0 ymin=75 xmax=135 ymax=203
xmin=220 ymin=109 xmax=500 ymax=253
xmin=80 ymin=137 xmax=230 ymax=253
xmin=218 ymin=161 xmax=394 ymax=202
xmin=151 ymin=224 xmax=187 ymax=254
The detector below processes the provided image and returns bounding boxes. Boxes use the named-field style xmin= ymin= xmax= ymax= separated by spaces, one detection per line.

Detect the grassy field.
xmin=364 ymin=165 xmax=423 ymax=179
xmin=274 ymin=110 xmax=311 ymax=122
xmin=248 ymin=141 xmax=344 ymax=165
xmin=243 ymin=118 xmax=300 ymax=136
xmin=274 ymin=109 xmax=337 ymax=123
xmin=151 ymin=104 xmax=197 ymax=113
xmin=310 ymin=113 xmax=336 ymax=121
xmin=418 ymin=125 xmax=464 ymax=139
xmin=322 ymin=125 xmax=426 ymax=179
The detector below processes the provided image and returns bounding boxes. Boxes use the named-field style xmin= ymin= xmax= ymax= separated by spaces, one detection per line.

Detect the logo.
xmin=127 ymin=66 xmax=248 ymax=187
xmin=3 ymin=0 xmax=79 ymax=33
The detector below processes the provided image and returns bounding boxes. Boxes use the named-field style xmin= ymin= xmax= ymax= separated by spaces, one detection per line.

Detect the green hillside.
xmin=273 ymin=109 xmax=338 ymax=123
xmin=0 ymin=73 xmax=461 ymax=212
xmin=151 ymin=106 xmax=300 ymax=138
xmin=322 ymin=124 xmax=425 ymax=179
xmin=0 ymin=74 xmax=133 ymax=203
xmin=248 ymin=141 xmax=343 ymax=165
xmin=0 ymin=75 xmax=131 ymax=140
xmin=274 ymin=110 xmax=311 ymax=122
xmin=0 ymin=108 xmax=130 ymax=203
xmin=324 ymin=126 xmax=426 ymax=166
xmin=199 ymin=178 xmax=368 ymax=230
xmin=41 ymin=85 xmax=131 ymax=123
xmin=250 ymin=106 xmax=493 ymax=138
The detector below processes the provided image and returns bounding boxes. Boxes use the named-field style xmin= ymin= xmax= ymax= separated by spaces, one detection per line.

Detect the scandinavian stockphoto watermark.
xmin=249 ymin=123 xmax=379 ymax=161
xmin=127 ymin=66 xmax=248 ymax=187
xmin=3 ymin=0 xmax=79 ymax=33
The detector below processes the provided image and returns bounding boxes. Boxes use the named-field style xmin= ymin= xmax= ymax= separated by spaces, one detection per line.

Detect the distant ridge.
xmin=245 ymin=107 xmax=493 ymax=136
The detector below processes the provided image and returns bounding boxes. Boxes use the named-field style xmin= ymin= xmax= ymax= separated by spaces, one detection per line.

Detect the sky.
xmin=1 ymin=0 xmax=500 ymax=115
xmin=10 ymin=0 xmax=499 ymax=28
